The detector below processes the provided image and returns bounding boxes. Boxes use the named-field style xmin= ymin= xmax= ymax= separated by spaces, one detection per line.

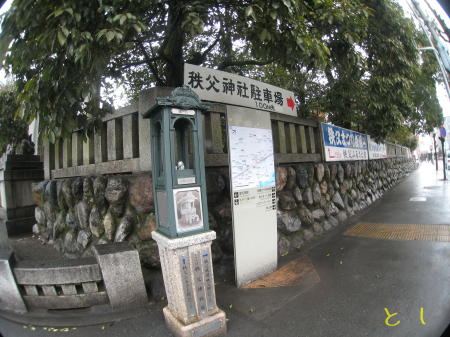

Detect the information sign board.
xmin=440 ymin=126 xmax=446 ymax=139
xmin=184 ymin=63 xmax=297 ymax=116
xmin=321 ymin=123 xmax=368 ymax=161
xmin=368 ymin=137 xmax=388 ymax=160
xmin=227 ymin=106 xmax=277 ymax=287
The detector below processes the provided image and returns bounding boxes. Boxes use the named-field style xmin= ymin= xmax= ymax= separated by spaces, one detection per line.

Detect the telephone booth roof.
xmin=142 ymin=86 xmax=209 ymax=119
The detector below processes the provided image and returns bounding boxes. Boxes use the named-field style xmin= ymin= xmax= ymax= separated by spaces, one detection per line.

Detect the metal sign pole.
xmin=439 ymin=126 xmax=447 ymax=180
xmin=433 ymin=133 xmax=438 ymax=171
xmin=441 ymin=138 xmax=446 ymax=180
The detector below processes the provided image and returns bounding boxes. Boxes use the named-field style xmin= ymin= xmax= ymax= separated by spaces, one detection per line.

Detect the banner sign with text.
xmin=321 ymin=123 xmax=368 ymax=162
xmin=368 ymin=137 xmax=388 ymax=159
xmin=183 ymin=63 xmax=297 ymax=116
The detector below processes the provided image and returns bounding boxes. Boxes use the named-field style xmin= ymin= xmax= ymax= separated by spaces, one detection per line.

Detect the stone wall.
xmin=204 ymin=158 xmax=417 ymax=260
xmin=274 ymin=158 xmax=417 ymax=255
xmin=31 ymin=158 xmax=417 ymax=268
xmin=32 ymin=174 xmax=160 ymax=268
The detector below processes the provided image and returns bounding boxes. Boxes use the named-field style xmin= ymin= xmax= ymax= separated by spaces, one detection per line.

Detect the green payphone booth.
xmin=143 ymin=86 xmax=226 ymax=337
xmin=143 ymin=86 xmax=209 ymax=238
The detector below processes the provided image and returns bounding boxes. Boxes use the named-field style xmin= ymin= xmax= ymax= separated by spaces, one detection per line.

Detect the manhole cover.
xmin=409 ymin=197 xmax=427 ymax=202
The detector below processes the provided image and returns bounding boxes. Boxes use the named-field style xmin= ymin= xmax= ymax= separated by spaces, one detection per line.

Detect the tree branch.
xmin=121 ymin=58 xmax=160 ymax=69
xmin=186 ymin=33 xmax=221 ymax=65
xmin=137 ymin=41 xmax=165 ymax=86
xmin=218 ymin=58 xmax=275 ymax=70
xmin=201 ymin=35 xmax=220 ymax=60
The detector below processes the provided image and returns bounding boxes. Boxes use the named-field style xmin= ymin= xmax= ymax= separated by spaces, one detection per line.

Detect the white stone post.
xmin=152 ymin=230 xmax=226 ymax=337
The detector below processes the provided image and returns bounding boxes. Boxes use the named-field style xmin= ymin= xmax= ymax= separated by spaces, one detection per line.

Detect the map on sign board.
xmin=228 ymin=125 xmax=275 ymax=191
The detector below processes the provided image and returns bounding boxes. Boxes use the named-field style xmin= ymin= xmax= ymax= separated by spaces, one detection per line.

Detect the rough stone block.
xmin=93 ymin=242 xmax=147 ymax=309
xmin=0 ymin=248 xmax=27 ymax=313
xmin=129 ymin=174 xmax=154 ymax=213
xmin=163 ymin=306 xmax=227 ymax=337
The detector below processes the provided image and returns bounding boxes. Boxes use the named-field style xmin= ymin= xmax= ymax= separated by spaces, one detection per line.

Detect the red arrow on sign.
xmin=287 ymin=97 xmax=295 ymax=111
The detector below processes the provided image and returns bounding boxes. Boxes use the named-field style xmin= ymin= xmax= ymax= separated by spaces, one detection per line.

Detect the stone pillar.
xmin=152 ymin=231 xmax=227 ymax=337
xmin=0 ymin=154 xmax=44 ymax=236
xmin=0 ymin=220 xmax=9 ymax=249
xmin=0 ymin=248 xmax=27 ymax=313
xmin=93 ymin=242 xmax=148 ymax=310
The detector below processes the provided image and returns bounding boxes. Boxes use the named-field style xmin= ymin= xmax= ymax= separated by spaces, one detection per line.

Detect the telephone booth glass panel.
xmin=173 ymin=118 xmax=195 ymax=172
xmin=155 ymin=121 xmax=164 ymax=178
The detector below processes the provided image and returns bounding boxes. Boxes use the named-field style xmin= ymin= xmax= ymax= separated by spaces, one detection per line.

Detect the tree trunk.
xmin=163 ymin=0 xmax=185 ymax=87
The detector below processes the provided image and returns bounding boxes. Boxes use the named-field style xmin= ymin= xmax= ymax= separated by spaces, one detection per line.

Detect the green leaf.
xmin=132 ymin=24 xmax=142 ymax=33
xmin=57 ymin=30 xmax=66 ymax=46
xmin=53 ymin=8 xmax=64 ymax=17
xmin=48 ymin=130 xmax=55 ymax=144
xmin=270 ymin=10 xmax=277 ymax=20
xmin=115 ymin=32 xmax=123 ymax=41
xmin=245 ymin=6 xmax=254 ymax=18
xmin=0 ymin=34 xmax=14 ymax=65
xmin=61 ymin=26 xmax=70 ymax=38
xmin=106 ymin=31 xmax=115 ymax=42
xmin=259 ymin=29 xmax=268 ymax=41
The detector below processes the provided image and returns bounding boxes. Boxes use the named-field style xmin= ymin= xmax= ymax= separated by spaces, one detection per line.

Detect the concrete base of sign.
xmin=152 ymin=230 xmax=226 ymax=336
xmin=163 ymin=306 xmax=226 ymax=337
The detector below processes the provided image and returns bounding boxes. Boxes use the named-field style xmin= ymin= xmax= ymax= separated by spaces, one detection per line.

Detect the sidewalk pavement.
xmin=1 ymin=162 xmax=449 ymax=337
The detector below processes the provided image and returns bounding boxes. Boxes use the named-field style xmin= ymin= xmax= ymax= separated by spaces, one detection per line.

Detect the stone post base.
xmin=152 ymin=230 xmax=227 ymax=337
xmin=163 ymin=307 xmax=227 ymax=337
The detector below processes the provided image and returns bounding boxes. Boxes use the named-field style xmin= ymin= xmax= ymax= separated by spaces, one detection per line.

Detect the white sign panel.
xmin=227 ymin=106 xmax=277 ymax=287
xmin=184 ymin=63 xmax=297 ymax=116
xmin=321 ymin=123 xmax=369 ymax=162
xmin=229 ymin=126 xmax=276 ymax=190
xmin=368 ymin=137 xmax=388 ymax=159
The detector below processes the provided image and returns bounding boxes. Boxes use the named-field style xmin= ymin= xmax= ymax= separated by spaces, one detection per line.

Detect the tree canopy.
xmin=0 ymin=83 xmax=28 ymax=155
xmin=260 ymin=0 xmax=444 ymax=142
xmin=0 ymin=0 xmax=444 ymax=148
